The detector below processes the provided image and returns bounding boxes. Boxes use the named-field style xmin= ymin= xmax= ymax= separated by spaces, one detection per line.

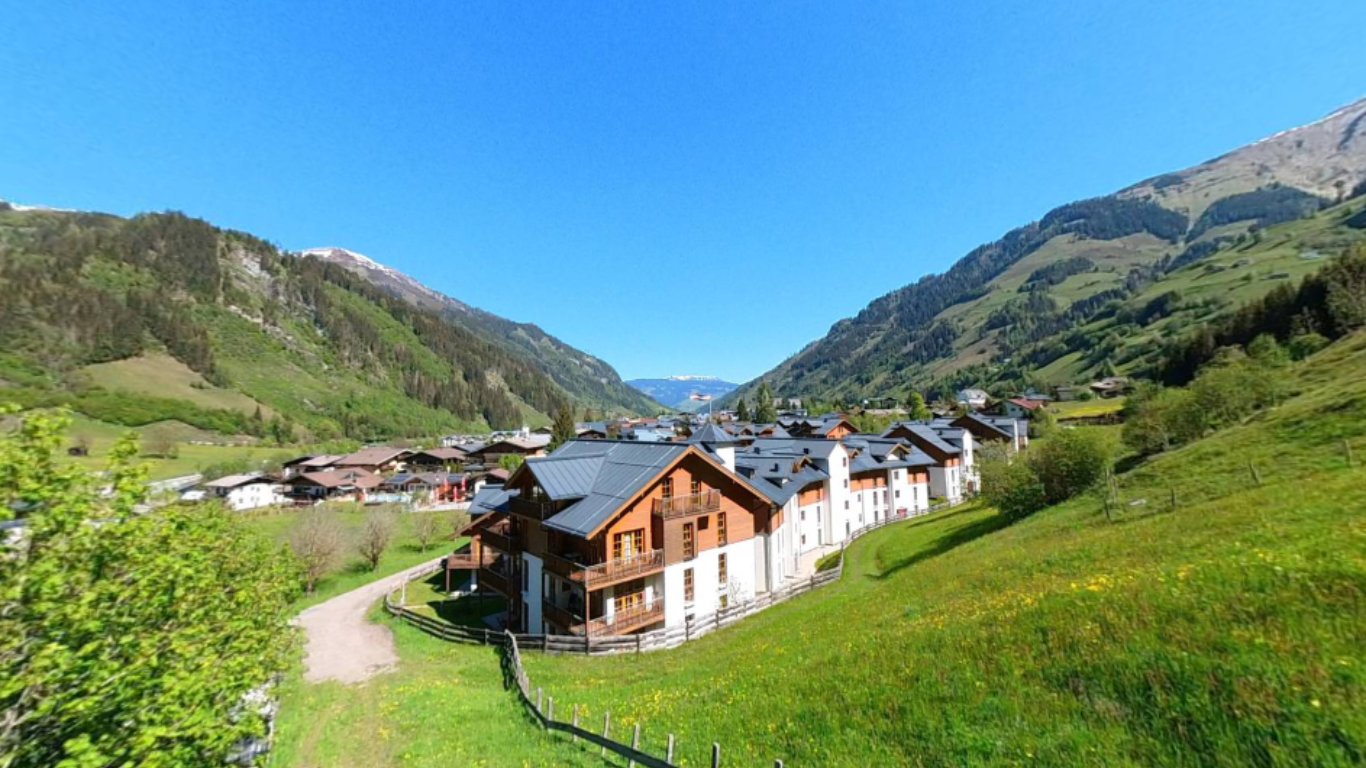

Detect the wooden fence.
xmin=383 ymin=503 xmax=953 ymax=767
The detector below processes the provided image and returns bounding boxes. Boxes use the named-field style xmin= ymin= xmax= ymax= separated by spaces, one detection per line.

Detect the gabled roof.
xmin=537 ymin=441 xmax=692 ymax=537
xmin=686 ymin=422 xmax=742 ymax=446
xmin=299 ymin=454 xmax=346 ymax=468
xmin=526 ymin=452 xmax=609 ymax=499
xmin=289 ymin=468 xmax=382 ymax=489
xmin=338 ymin=446 xmax=411 ymax=467
xmin=205 ymin=473 xmax=271 ymax=489
xmin=951 ymin=412 xmax=1015 ymax=441
xmin=734 ymin=453 xmax=829 ymax=506
xmin=409 ymin=447 xmax=468 ymax=462
xmin=472 ymin=435 xmax=551 ymax=454
xmin=1005 ymin=397 xmax=1046 ymax=411
xmin=881 ymin=423 xmax=962 ymax=458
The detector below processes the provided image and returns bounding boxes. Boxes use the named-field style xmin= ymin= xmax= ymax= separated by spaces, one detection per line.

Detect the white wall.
xmin=661 ymin=541 xmax=757 ymax=629
xmin=928 ymin=465 xmax=962 ymax=504
xmin=222 ymin=483 xmax=285 ymax=511
xmin=796 ymin=499 xmax=824 ymax=553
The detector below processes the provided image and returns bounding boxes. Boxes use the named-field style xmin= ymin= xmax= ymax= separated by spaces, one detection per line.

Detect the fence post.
xmin=601 ymin=712 xmax=611 ymax=758
xmin=536 ymin=687 xmax=542 ymax=715
xmin=1169 ymin=486 xmax=1177 ymax=510
xmin=571 ymin=704 xmax=579 ymax=742
xmin=629 ymin=723 xmax=641 ymax=768
xmin=712 ymin=742 xmax=721 ymax=768
xmin=547 ymin=696 xmax=554 ymax=723
xmin=1248 ymin=459 xmax=1262 ymax=486
xmin=1346 ymin=439 xmax=1355 ymax=468
xmin=637 ymin=633 xmax=642 ymax=654
xmin=667 ymin=734 xmax=675 ymax=763
xmin=685 ymin=615 xmax=691 ymax=641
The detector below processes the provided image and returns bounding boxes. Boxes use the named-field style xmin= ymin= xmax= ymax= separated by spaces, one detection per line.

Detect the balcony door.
xmin=613 ymin=578 xmax=645 ymax=616
xmin=683 ymin=522 xmax=696 ymax=560
xmin=612 ymin=529 xmax=644 ymax=562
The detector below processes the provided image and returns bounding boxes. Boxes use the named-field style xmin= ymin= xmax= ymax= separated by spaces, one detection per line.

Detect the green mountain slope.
xmin=0 ymin=206 xmax=649 ymax=439
xmin=732 ymin=97 xmax=1366 ymax=403
xmin=301 ymin=247 xmax=662 ymax=416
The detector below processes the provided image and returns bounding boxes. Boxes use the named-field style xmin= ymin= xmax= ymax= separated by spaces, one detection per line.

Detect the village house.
xmin=282 ymin=468 xmax=383 ymax=504
xmin=203 ymin=473 xmax=285 ymax=511
xmin=957 ymin=388 xmax=991 ymax=411
xmin=281 ymin=454 xmax=345 ymax=478
xmin=1090 ymin=376 xmax=1132 ymax=398
xmin=466 ymin=435 xmax=551 ymax=467
xmin=407 ymin=447 xmax=468 ymax=472
xmin=997 ymin=397 xmax=1048 ymax=419
xmin=335 ymin=446 xmax=413 ymax=474
xmin=881 ymin=422 xmax=967 ymax=503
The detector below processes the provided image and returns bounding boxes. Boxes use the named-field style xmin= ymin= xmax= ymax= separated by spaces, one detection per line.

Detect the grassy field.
xmin=239 ymin=505 xmax=469 ymax=611
xmin=1050 ymin=396 xmax=1126 ymax=420
xmin=80 ymin=352 xmax=273 ymax=417
xmin=272 ymin=332 xmax=1366 ymax=768
xmin=54 ymin=413 xmax=284 ymax=481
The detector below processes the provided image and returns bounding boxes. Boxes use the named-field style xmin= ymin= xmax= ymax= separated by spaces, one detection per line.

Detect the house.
xmin=379 ymin=472 xmax=469 ymax=503
xmin=951 ymin=413 xmax=1027 ymax=453
xmin=283 ymin=468 xmax=383 ymax=504
xmin=575 ymin=422 xmax=612 ymax=440
xmin=881 ymin=423 xmax=965 ymax=503
xmin=1053 ymin=385 xmax=1082 ymax=402
xmin=465 ymin=438 xmax=785 ymax=636
xmin=957 ymin=388 xmax=991 ymax=411
xmin=407 ymin=447 xmax=468 ymax=472
xmin=467 ymin=435 xmax=551 ymax=467
xmin=203 ymin=473 xmax=286 ymax=511
xmin=282 ymin=454 xmax=345 ymax=478
xmin=777 ymin=416 xmax=857 ymax=440
xmin=1090 ymin=377 xmax=1132 ymax=398
xmin=335 ymin=446 xmax=413 ymax=474
xmin=998 ymin=397 xmax=1048 ymax=419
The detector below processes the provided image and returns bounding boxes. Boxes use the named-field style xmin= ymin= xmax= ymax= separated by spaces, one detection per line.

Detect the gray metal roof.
xmin=526 ymin=453 xmax=607 ymax=499
xmin=734 ymin=454 xmax=829 ymax=506
xmin=540 ymin=441 xmax=691 ymax=537
xmin=469 ymin=484 xmax=516 ymax=515
xmin=686 ymin=422 xmax=742 ymax=446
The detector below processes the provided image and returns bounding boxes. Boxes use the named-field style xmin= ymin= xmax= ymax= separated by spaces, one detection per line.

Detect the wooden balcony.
xmin=543 ymin=549 xmax=664 ymax=591
xmin=445 ymin=549 xmax=496 ymax=570
xmin=585 ymin=599 xmax=665 ymax=636
xmin=477 ymin=562 xmax=515 ymax=597
xmin=477 ymin=520 xmax=514 ymax=554
xmin=509 ymin=496 xmax=559 ymax=521
xmin=541 ymin=599 xmax=584 ymax=632
xmin=651 ymin=489 xmax=722 ymax=520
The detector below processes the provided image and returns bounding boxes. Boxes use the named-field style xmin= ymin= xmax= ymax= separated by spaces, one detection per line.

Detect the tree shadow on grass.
xmin=428 ymin=593 xmax=507 ymax=629
xmin=871 ymin=512 xmax=1014 ymax=582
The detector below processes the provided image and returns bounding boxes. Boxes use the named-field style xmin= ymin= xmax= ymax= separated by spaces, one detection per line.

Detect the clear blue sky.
xmin=2 ymin=3 xmax=1363 ymax=383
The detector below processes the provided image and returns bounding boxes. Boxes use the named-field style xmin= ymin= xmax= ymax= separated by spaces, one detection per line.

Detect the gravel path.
xmin=296 ymin=556 xmax=445 ymax=684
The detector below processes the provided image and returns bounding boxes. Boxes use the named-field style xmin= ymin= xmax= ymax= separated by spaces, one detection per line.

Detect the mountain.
xmin=0 ymin=206 xmax=655 ymax=441
xmin=730 ymin=96 xmax=1366 ymax=405
xmin=299 ymin=247 xmax=661 ymax=416
xmin=626 ymin=375 xmax=738 ymax=411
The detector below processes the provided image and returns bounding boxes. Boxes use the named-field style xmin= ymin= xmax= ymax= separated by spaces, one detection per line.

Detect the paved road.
xmin=296 ymin=556 xmax=445 ymax=684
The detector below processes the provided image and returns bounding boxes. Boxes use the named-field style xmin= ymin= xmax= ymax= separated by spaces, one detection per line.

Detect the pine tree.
xmin=550 ymin=402 xmax=576 ymax=449
xmin=736 ymin=397 xmax=751 ymax=422
xmin=754 ymin=382 xmax=778 ymax=423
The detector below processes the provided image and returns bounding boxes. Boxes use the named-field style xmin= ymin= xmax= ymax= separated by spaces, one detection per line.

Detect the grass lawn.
xmin=53 ymin=413 xmax=286 ymax=481
xmin=240 ymin=505 xmax=469 ymax=611
xmin=80 ymin=352 xmax=272 ymax=416
xmin=1050 ymin=396 xmax=1126 ymax=420
xmin=271 ymin=332 xmax=1366 ymax=768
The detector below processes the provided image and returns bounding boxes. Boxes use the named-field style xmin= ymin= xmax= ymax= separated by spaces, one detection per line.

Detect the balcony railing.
xmin=651 ymin=489 xmax=722 ymax=519
xmin=477 ymin=562 xmax=515 ymax=596
xmin=477 ymin=520 xmax=514 ymax=553
xmin=541 ymin=599 xmax=584 ymax=632
xmin=445 ymin=549 xmax=496 ymax=570
xmin=509 ymin=496 xmax=559 ymax=520
xmin=585 ymin=599 xmax=665 ymax=636
xmin=542 ymin=549 xmax=665 ymax=590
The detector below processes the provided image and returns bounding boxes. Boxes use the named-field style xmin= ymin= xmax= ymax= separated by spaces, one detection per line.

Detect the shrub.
xmin=1030 ymin=428 xmax=1114 ymax=505
xmin=980 ymin=449 xmax=1048 ymax=521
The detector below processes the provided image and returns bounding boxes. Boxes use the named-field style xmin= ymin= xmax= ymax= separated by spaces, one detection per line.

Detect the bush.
xmin=1030 ymin=428 xmax=1114 ymax=505
xmin=979 ymin=448 xmax=1048 ymax=521
xmin=1288 ymin=332 xmax=1330 ymax=360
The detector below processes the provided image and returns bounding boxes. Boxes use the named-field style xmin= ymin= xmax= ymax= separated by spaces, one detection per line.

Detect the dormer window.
xmin=661 ymin=477 xmax=673 ymax=499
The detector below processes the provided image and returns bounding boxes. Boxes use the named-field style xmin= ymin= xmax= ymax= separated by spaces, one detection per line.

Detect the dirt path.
xmin=296 ymin=556 xmax=445 ymax=684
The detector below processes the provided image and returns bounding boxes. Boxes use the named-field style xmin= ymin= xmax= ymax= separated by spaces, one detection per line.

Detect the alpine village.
xmin=5 ymin=14 xmax=1366 ymax=768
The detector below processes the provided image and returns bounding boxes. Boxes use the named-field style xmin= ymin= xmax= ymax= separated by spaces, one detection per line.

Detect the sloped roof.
xmin=299 ymin=454 xmax=345 ymax=468
xmin=291 ymin=468 xmax=382 ymax=489
xmin=526 ymin=452 xmax=608 ymax=499
xmin=686 ymin=422 xmax=742 ymax=446
xmin=338 ymin=446 xmax=410 ymax=467
xmin=469 ymin=484 xmax=517 ymax=515
xmin=410 ymin=447 xmax=467 ymax=462
xmin=734 ymin=454 xmax=829 ymax=506
xmin=539 ymin=441 xmax=691 ymax=537
xmin=952 ymin=412 xmax=1015 ymax=441
xmin=205 ymin=473 xmax=270 ymax=489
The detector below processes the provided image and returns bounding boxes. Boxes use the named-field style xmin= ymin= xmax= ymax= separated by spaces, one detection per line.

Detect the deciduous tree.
xmin=290 ymin=508 xmax=346 ymax=592
xmin=357 ymin=505 xmax=399 ymax=571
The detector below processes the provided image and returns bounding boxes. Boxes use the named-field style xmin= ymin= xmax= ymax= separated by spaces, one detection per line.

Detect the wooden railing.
xmin=478 ymin=523 xmax=513 ymax=554
xmin=478 ymin=563 xmax=514 ymax=596
xmin=586 ymin=599 xmax=664 ymax=636
xmin=579 ymin=549 xmax=664 ymax=589
xmin=509 ymin=496 xmax=558 ymax=520
xmin=651 ymin=489 xmax=722 ymax=519
xmin=446 ymin=550 xmax=496 ymax=570
xmin=541 ymin=599 xmax=583 ymax=633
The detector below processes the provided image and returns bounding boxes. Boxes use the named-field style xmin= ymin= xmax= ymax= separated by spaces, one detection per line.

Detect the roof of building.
xmin=1006 ymin=397 xmax=1047 ymax=411
xmin=468 ymin=484 xmax=516 ymax=515
xmin=299 ymin=454 xmax=346 ymax=468
xmin=473 ymin=435 xmax=552 ymax=453
xmin=533 ymin=441 xmax=692 ymax=537
xmin=338 ymin=446 xmax=411 ymax=467
xmin=205 ymin=472 xmax=271 ymax=489
xmin=409 ymin=447 xmax=468 ymax=462
xmin=882 ymin=423 xmax=962 ymax=457
xmin=951 ymin=412 xmax=1016 ymax=441
xmin=685 ymin=422 xmax=743 ymax=446
xmin=290 ymin=468 xmax=382 ymax=489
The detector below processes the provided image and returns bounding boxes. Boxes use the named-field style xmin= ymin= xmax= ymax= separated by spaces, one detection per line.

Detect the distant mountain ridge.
xmin=728 ymin=95 xmax=1366 ymax=405
xmin=627 ymin=376 xmax=738 ymax=411
xmin=300 ymin=247 xmax=661 ymax=416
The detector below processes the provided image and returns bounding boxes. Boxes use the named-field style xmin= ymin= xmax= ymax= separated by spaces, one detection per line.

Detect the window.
xmin=522 ymin=563 xmax=529 ymax=592
xmin=699 ymin=516 xmax=709 ymax=531
xmin=842 ymin=457 xmax=848 ymax=467
xmin=844 ymin=500 xmax=849 ymax=510
xmin=894 ymin=471 xmax=901 ymax=480
xmin=800 ymin=510 xmax=806 ymax=521
xmin=614 ymin=579 xmax=645 ymax=614
xmin=718 ymin=553 xmax=728 ymax=584
xmin=843 ymin=479 xmax=849 ymax=488
xmin=683 ymin=522 xmax=696 ymax=560
xmin=801 ymin=534 xmax=807 ymax=545
xmin=720 ymin=594 xmax=729 ymax=609
xmin=661 ymin=477 xmax=673 ymax=499
xmin=683 ymin=568 xmax=695 ymax=602
xmin=690 ymin=479 xmax=701 ymax=496
xmin=895 ymin=490 xmax=901 ymax=499
xmin=612 ymin=529 xmax=644 ymax=561
xmin=717 ymin=512 xmax=727 ymax=545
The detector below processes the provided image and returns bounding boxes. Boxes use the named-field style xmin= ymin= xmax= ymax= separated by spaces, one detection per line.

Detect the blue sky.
xmin=2 ymin=2 xmax=1363 ymax=383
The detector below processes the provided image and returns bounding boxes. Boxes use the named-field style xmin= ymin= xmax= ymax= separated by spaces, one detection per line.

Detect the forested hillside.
xmin=0 ymin=206 xmax=650 ymax=440
xmin=729 ymin=96 xmax=1366 ymax=404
